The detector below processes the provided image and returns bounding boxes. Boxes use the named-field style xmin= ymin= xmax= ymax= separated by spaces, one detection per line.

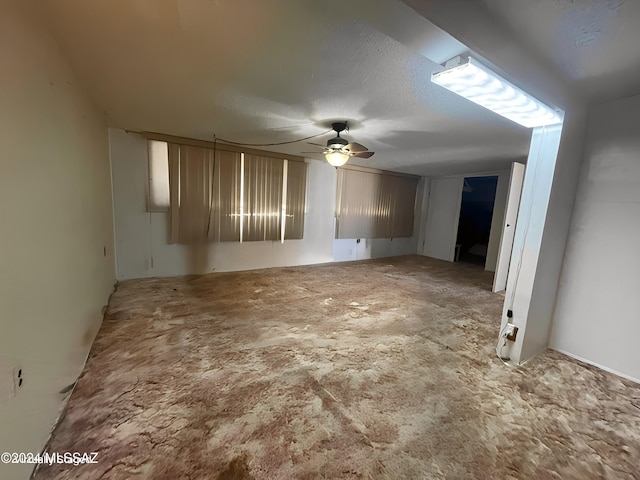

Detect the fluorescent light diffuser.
xmin=431 ymin=57 xmax=562 ymax=128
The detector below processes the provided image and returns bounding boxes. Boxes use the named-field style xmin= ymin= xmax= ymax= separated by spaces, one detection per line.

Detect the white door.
xmin=422 ymin=177 xmax=463 ymax=261
xmin=493 ymin=162 xmax=525 ymax=292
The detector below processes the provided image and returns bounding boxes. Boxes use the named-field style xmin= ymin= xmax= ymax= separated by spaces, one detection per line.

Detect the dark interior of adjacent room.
xmin=456 ymin=176 xmax=498 ymax=265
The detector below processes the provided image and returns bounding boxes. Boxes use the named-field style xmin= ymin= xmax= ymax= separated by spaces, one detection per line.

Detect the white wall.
xmin=499 ymin=124 xmax=563 ymax=362
xmin=421 ymin=172 xmax=509 ymax=265
xmin=110 ymin=129 xmax=421 ymax=278
xmin=519 ymin=110 xmax=587 ymax=362
xmin=422 ymin=177 xmax=463 ymax=261
xmin=0 ymin=3 xmax=115 ymax=479
xmin=332 ymin=236 xmax=419 ymax=262
xmin=550 ymin=94 xmax=640 ymax=383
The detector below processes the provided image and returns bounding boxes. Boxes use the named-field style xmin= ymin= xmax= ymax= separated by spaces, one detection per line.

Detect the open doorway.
xmin=455 ymin=176 xmax=498 ymax=266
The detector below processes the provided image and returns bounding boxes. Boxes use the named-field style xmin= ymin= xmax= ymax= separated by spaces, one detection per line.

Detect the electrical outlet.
xmin=505 ymin=324 xmax=518 ymax=342
xmin=15 ymin=368 xmax=23 ymax=388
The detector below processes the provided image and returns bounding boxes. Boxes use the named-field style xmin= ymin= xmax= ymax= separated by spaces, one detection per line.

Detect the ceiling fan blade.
xmin=301 ymin=151 xmax=324 ymax=154
xmin=346 ymin=142 xmax=368 ymax=153
xmin=306 ymin=141 xmax=325 ymax=148
xmin=352 ymin=150 xmax=375 ymax=159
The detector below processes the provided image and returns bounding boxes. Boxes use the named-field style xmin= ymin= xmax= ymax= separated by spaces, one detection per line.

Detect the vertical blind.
xmin=214 ymin=150 xmax=242 ymax=242
xmin=164 ymin=142 xmax=306 ymax=244
xmin=285 ymin=160 xmax=307 ymax=240
xmin=242 ymin=154 xmax=283 ymax=242
xmin=336 ymin=167 xmax=418 ymax=239
xmin=168 ymin=144 xmax=215 ymax=243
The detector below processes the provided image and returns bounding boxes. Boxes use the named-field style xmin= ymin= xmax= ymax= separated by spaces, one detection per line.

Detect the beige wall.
xmin=0 ymin=3 xmax=115 ymax=478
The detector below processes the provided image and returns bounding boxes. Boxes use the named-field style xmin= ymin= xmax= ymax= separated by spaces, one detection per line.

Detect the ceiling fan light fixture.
xmin=325 ymin=150 xmax=350 ymax=167
xmin=431 ymin=56 xmax=563 ymax=128
xmin=327 ymin=137 xmax=348 ymax=149
xmin=307 ymin=120 xmax=373 ymax=166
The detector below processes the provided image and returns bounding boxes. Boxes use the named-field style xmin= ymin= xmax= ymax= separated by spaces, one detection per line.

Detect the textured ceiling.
xmin=32 ymin=0 xmax=638 ymax=176
xmin=478 ymin=0 xmax=640 ymax=102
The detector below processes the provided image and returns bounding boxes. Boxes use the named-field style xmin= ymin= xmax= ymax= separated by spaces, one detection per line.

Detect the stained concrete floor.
xmin=34 ymin=256 xmax=640 ymax=480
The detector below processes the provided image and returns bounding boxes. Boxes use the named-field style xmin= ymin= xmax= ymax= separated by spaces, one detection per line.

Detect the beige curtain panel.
xmin=166 ymin=142 xmax=306 ymax=244
xmin=336 ymin=167 xmax=418 ymax=239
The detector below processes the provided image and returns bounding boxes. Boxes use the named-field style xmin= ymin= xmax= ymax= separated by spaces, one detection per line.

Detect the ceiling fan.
xmin=303 ymin=121 xmax=375 ymax=167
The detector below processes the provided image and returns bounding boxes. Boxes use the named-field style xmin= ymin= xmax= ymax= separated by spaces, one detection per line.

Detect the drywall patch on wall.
xmin=0 ymin=2 xmax=115 ymax=478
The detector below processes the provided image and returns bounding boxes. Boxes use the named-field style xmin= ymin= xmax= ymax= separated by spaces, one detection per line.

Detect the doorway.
xmin=455 ymin=176 xmax=498 ymax=266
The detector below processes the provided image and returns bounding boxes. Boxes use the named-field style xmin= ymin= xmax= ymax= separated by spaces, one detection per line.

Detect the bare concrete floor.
xmin=35 ymin=256 xmax=640 ymax=479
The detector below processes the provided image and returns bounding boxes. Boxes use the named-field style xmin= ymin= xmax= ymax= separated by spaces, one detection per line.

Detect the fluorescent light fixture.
xmin=325 ymin=151 xmax=349 ymax=167
xmin=431 ymin=56 xmax=563 ymax=128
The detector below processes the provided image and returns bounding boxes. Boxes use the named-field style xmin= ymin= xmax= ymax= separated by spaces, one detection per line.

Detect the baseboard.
xmin=551 ymin=348 xmax=640 ymax=385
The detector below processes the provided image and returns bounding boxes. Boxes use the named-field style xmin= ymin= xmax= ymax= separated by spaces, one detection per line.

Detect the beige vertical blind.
xmin=285 ymin=160 xmax=306 ymax=240
xmin=168 ymin=145 xmax=215 ymax=244
xmin=336 ymin=167 xmax=418 ymax=239
xmin=242 ymin=154 xmax=284 ymax=242
xmin=213 ymin=150 xmax=242 ymax=242
xmin=386 ymin=174 xmax=418 ymax=238
xmin=162 ymin=141 xmax=307 ymax=244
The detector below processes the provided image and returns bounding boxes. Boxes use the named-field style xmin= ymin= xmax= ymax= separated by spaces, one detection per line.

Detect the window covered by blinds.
xmin=242 ymin=154 xmax=284 ymax=242
xmin=168 ymin=144 xmax=216 ymax=244
xmin=336 ymin=166 xmax=418 ymax=239
xmin=159 ymin=141 xmax=306 ymax=244
xmin=284 ymin=160 xmax=307 ymax=240
xmin=213 ymin=150 xmax=242 ymax=242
